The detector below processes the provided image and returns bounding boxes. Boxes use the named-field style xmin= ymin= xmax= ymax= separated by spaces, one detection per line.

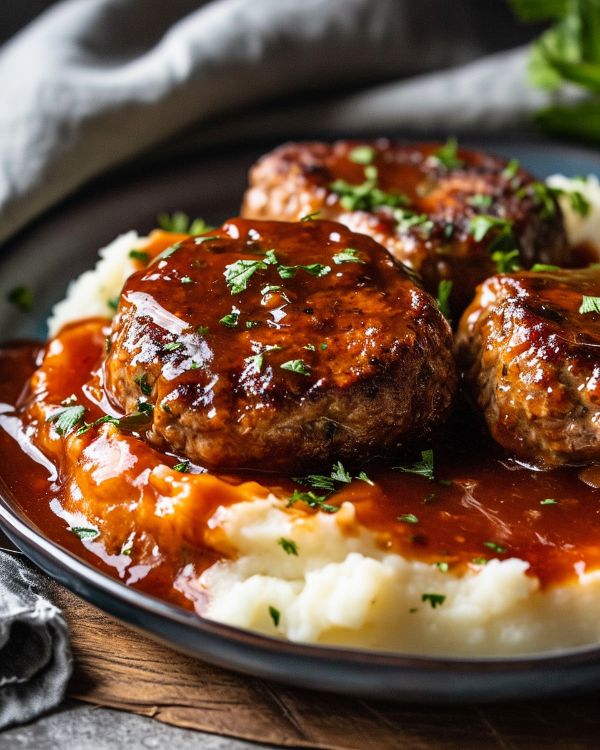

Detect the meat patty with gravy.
xmin=242 ymin=140 xmax=570 ymax=317
xmin=457 ymin=267 xmax=600 ymax=468
xmin=104 ymin=218 xmax=457 ymax=470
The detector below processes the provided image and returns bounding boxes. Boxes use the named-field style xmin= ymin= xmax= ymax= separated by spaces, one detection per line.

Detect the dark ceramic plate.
xmin=2 ymin=137 xmax=600 ymax=703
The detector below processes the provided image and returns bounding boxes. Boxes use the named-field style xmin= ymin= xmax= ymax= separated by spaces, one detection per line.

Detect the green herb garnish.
xmin=287 ymin=490 xmax=340 ymax=514
xmin=69 ymin=527 xmax=99 ymax=540
xmin=436 ymin=562 xmax=449 ymax=572
xmin=268 ymin=605 xmax=281 ymax=626
xmin=348 ymin=145 xmax=376 ymax=165
xmin=540 ymin=498 xmax=558 ymax=505
xmin=47 ymin=405 xmax=85 ymax=436
xmin=157 ymin=212 xmax=214 ymax=234
xmin=580 ymin=295 xmax=600 ymax=314
xmin=280 ymin=359 xmax=311 ymax=376
xmin=356 ymin=471 xmax=374 ymax=485
xmin=129 ymin=249 xmax=150 ymax=263
xmin=7 ymin=286 xmax=34 ymax=312
xmin=277 ymin=537 xmax=299 ymax=556
xmin=173 ymin=460 xmax=190 ymax=473
xmin=278 ymin=263 xmax=330 ymax=279
xmin=436 ymin=279 xmax=453 ymax=320
xmin=329 ymin=165 xmax=409 ymax=212
xmin=531 ymin=263 xmax=561 ymax=272
xmin=468 ymin=194 xmax=493 ymax=208
xmin=332 ymin=248 xmax=365 ymax=265
xmin=163 ymin=341 xmax=182 ymax=351
xmin=393 ymin=208 xmax=434 ymax=236
xmin=421 ymin=593 xmax=446 ymax=609
xmin=134 ymin=373 xmax=152 ymax=396
xmin=432 ymin=137 xmax=463 ymax=169
xmin=219 ymin=308 xmax=240 ymax=328
xmin=483 ymin=540 xmax=506 ymax=554
xmin=394 ymin=450 xmax=435 ymax=481
xmin=300 ymin=211 xmax=320 ymax=222
xmin=397 ymin=513 xmax=419 ymax=524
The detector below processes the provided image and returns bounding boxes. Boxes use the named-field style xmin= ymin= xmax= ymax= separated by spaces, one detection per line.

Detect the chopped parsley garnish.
xmin=303 ymin=343 xmax=316 ymax=351
xmin=245 ymin=353 xmax=264 ymax=373
xmin=397 ymin=513 xmax=419 ymax=524
xmin=432 ymin=137 xmax=463 ymax=170
xmin=129 ymin=249 xmax=150 ymax=263
xmin=421 ymin=593 xmax=446 ymax=609
xmin=219 ymin=308 xmax=240 ymax=327
xmin=540 ymin=498 xmax=558 ymax=506
xmin=356 ymin=471 xmax=374 ymax=485
xmin=472 ymin=557 xmax=488 ymax=566
xmin=163 ymin=341 xmax=182 ymax=351
xmin=287 ymin=490 xmax=339 ymax=514
xmin=278 ymin=263 xmax=331 ymax=279
xmin=332 ymin=248 xmax=365 ymax=265
xmin=394 ymin=450 xmax=435 ymax=481
xmin=277 ymin=537 xmax=299 ymax=556
xmin=197 ymin=325 xmax=209 ymax=335
xmin=280 ymin=359 xmax=311 ymax=376
xmin=483 ymin=540 xmax=506 ymax=554
xmin=392 ymin=208 xmax=434 ymax=236
xmin=154 ymin=243 xmax=181 ymax=263
xmin=194 ymin=235 xmax=220 ymax=245
xmin=69 ymin=527 xmax=99 ymax=540
xmin=436 ymin=279 xmax=453 ymax=320
xmin=436 ymin=561 xmax=449 ymax=573
xmin=523 ymin=182 xmax=590 ymax=219
xmin=107 ymin=296 xmax=119 ymax=312
xmin=120 ymin=535 xmax=134 ymax=556
xmin=469 ymin=215 xmax=520 ymax=273
xmin=468 ymin=194 xmax=493 ymax=208
xmin=245 ymin=320 xmax=259 ymax=328
xmin=320 ymin=342 xmax=328 ymax=350
xmin=502 ymin=159 xmax=520 ymax=181
xmin=579 ymin=295 xmax=600 ymax=314
xmin=300 ymin=211 xmax=320 ymax=222
xmin=7 ymin=286 xmax=34 ymax=312
xmin=348 ymin=145 xmax=376 ymax=165
xmin=224 ymin=259 xmax=271 ymax=294
xmin=157 ymin=212 xmax=214 ymax=234
xmin=47 ymin=405 xmax=85 ymax=436
xmin=134 ymin=373 xmax=152 ymax=396
xmin=531 ymin=263 xmax=560 ymax=272
xmin=173 ymin=460 xmax=190 ymax=473
xmin=330 ymin=460 xmax=352 ymax=484
xmin=329 ymin=165 xmax=409 ymax=212
xmin=268 ymin=605 xmax=281 ymax=627
xmin=181 ymin=276 xmax=193 ymax=284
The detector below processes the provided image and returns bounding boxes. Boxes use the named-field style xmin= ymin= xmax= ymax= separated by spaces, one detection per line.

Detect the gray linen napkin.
xmin=0 ymin=550 xmax=72 ymax=729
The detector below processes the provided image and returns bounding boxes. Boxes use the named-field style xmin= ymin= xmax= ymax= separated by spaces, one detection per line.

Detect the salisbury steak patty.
xmin=104 ymin=218 xmax=456 ymax=470
xmin=457 ymin=267 xmax=600 ymax=468
xmin=242 ymin=140 xmax=570 ymax=316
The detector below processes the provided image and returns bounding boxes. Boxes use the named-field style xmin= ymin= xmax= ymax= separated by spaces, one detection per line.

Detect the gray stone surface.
xmin=0 ymin=700 xmax=267 ymax=750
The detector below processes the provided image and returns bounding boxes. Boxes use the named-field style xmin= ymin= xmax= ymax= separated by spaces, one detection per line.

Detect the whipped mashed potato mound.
xmin=192 ymin=496 xmax=600 ymax=655
xmin=44 ymin=178 xmax=600 ymax=655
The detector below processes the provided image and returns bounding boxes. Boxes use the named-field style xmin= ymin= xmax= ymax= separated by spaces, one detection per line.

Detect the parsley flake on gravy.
xmin=432 ymin=137 xmax=463 ymax=170
xmin=579 ymin=295 xmax=600 ymax=314
xmin=436 ymin=562 xmax=449 ymax=573
xmin=332 ymin=248 xmax=365 ymax=265
xmin=219 ymin=308 xmax=240 ymax=328
xmin=134 ymin=373 xmax=152 ymax=396
xmin=157 ymin=211 xmax=215 ymax=235
xmin=173 ymin=460 xmax=190 ymax=473
xmin=394 ymin=450 xmax=435 ymax=481
xmin=541 ymin=498 xmax=558 ymax=506
xmin=46 ymin=404 xmax=85 ymax=436
xmin=129 ymin=249 xmax=150 ymax=263
xmin=277 ymin=537 xmax=299 ymax=556
xmin=69 ymin=527 xmax=99 ymax=540
xmin=163 ymin=341 xmax=182 ymax=351
xmin=329 ymin=164 xmax=409 ymax=212
xmin=287 ymin=490 xmax=340 ymax=514
xmin=483 ymin=540 xmax=506 ymax=554
xmin=531 ymin=263 xmax=560 ymax=272
xmin=300 ymin=211 xmax=321 ymax=221
xmin=397 ymin=513 xmax=419 ymax=524
xmin=348 ymin=145 xmax=377 ymax=165
xmin=278 ymin=263 xmax=330 ymax=279
xmin=280 ymin=359 xmax=311 ymax=376
xmin=421 ymin=593 xmax=446 ymax=609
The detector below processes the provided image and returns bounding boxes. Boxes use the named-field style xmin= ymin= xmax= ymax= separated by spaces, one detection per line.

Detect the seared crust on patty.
xmin=104 ymin=218 xmax=457 ymax=470
xmin=242 ymin=140 xmax=570 ymax=316
xmin=456 ymin=267 xmax=600 ymax=468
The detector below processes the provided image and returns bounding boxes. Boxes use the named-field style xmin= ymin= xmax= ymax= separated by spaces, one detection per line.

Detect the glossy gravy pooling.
xmin=2 ymin=317 xmax=600 ymax=609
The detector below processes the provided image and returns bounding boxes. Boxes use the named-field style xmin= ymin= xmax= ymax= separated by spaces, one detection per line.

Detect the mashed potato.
xmin=46 ymin=178 xmax=600 ymax=656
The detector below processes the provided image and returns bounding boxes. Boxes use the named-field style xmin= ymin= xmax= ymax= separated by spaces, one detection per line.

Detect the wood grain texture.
xmin=45 ymin=581 xmax=600 ymax=750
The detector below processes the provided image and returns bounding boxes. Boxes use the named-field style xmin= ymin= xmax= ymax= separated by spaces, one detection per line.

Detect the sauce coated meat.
xmin=458 ymin=267 xmax=600 ymax=468
xmin=242 ymin=140 xmax=570 ymax=316
xmin=104 ymin=218 xmax=456 ymax=471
